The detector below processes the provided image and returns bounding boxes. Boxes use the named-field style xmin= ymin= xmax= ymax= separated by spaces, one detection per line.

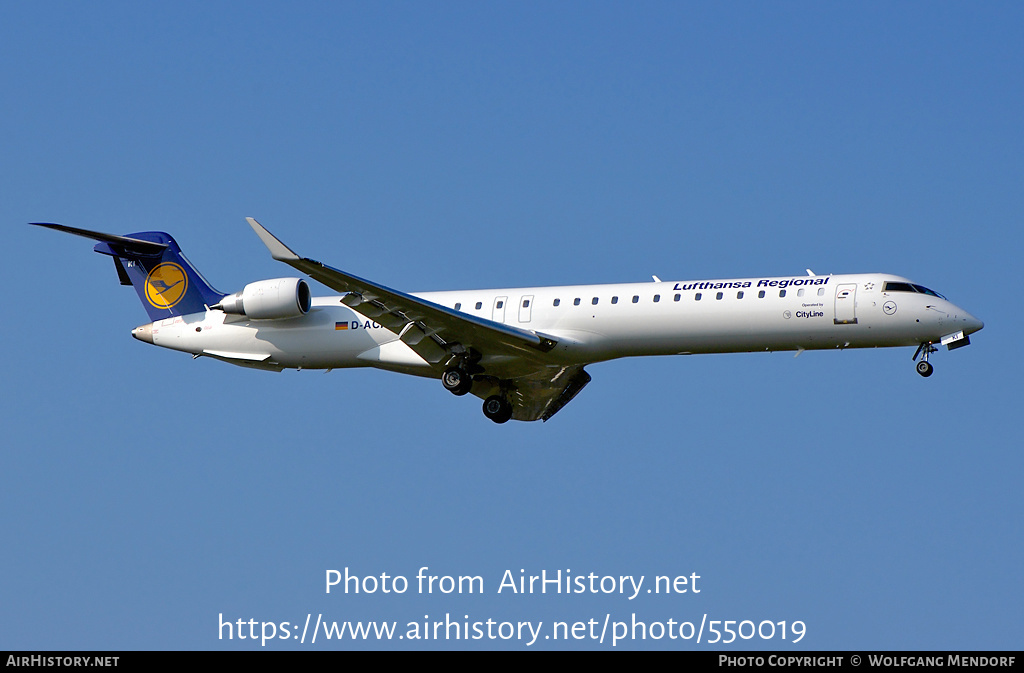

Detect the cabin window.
xmin=611 ymin=296 xmax=618 ymax=304
xmin=475 ymin=301 xmax=482 ymax=310
xmin=817 ymin=288 xmax=825 ymax=296
xmin=758 ymin=290 xmax=766 ymax=298
xmin=574 ymin=298 xmax=581 ymax=306
xmin=553 ymin=298 xmax=560 ymax=306
xmin=737 ymin=291 xmax=744 ymax=299
xmin=716 ymin=292 xmax=723 ymax=300
xmin=674 ymin=294 xmax=681 ymax=302
xmin=592 ymin=297 xmax=599 ymax=305
xmin=797 ymin=288 xmax=805 ymax=297
xmin=632 ymin=295 xmax=639 ymax=303
xmin=653 ymin=294 xmax=660 ymax=303
xmin=779 ymin=290 xmax=786 ymax=298
xmin=454 ymin=302 xmax=462 ymax=310
xmin=695 ymin=293 xmax=702 ymax=301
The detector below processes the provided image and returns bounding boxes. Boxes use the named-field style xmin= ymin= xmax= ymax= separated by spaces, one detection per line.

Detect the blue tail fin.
xmin=32 ymin=223 xmax=226 ymax=321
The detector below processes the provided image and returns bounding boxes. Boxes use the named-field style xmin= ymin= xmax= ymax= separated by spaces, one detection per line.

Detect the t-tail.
xmin=31 ymin=223 xmax=226 ymax=321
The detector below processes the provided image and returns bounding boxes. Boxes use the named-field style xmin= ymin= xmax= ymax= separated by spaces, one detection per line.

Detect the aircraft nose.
xmin=132 ymin=323 xmax=154 ymax=344
xmin=949 ymin=304 xmax=983 ymax=335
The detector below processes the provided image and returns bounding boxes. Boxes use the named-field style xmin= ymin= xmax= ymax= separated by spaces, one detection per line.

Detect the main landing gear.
xmin=441 ymin=356 xmax=514 ymax=423
xmin=482 ymin=395 xmax=513 ymax=424
xmin=441 ymin=366 xmax=474 ymax=396
xmin=445 ymin=370 xmax=515 ymax=424
xmin=912 ymin=342 xmax=937 ymax=378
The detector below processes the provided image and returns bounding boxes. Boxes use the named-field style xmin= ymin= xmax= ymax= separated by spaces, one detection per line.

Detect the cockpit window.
xmin=883 ymin=281 xmax=946 ymax=299
xmin=912 ymin=284 xmax=945 ymax=299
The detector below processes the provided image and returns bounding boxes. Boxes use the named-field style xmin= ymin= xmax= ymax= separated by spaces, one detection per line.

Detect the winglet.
xmin=246 ymin=217 xmax=300 ymax=261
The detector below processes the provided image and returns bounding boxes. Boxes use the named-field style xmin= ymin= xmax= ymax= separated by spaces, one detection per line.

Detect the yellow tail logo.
xmin=144 ymin=263 xmax=188 ymax=309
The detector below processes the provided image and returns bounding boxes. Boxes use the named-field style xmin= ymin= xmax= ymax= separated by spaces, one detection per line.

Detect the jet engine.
xmin=214 ymin=278 xmax=311 ymax=319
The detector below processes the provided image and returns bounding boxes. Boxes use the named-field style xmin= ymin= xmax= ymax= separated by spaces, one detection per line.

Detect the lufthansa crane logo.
xmin=145 ymin=262 xmax=188 ymax=309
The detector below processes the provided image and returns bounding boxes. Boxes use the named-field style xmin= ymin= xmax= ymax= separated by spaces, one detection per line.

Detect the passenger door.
xmin=834 ymin=284 xmax=858 ymax=324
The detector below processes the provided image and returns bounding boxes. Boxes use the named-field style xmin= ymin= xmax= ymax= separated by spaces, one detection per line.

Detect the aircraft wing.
xmin=246 ymin=218 xmax=558 ymax=365
xmin=245 ymin=219 xmax=593 ymax=419
xmin=246 ymin=219 xmax=590 ymax=421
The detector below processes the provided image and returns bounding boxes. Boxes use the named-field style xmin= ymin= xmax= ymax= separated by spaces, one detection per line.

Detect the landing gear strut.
xmin=912 ymin=343 xmax=937 ymax=378
xmin=482 ymin=395 xmax=513 ymax=424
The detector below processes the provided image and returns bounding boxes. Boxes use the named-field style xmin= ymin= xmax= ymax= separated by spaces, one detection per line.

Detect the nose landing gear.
xmin=912 ymin=343 xmax=937 ymax=377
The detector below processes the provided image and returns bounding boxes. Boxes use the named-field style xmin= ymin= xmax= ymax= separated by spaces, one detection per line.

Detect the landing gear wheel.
xmin=913 ymin=342 xmax=937 ymax=378
xmin=482 ymin=395 xmax=513 ymax=424
xmin=442 ymin=367 xmax=473 ymax=396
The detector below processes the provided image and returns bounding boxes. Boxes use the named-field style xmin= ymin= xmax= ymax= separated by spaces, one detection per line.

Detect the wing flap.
xmin=489 ymin=365 xmax=592 ymax=422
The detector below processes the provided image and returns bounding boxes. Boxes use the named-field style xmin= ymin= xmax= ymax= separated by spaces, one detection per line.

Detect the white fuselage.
xmin=136 ymin=272 xmax=983 ymax=378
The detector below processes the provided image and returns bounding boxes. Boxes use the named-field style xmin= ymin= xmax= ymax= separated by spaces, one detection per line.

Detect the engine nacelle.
xmin=215 ymin=278 xmax=311 ymax=319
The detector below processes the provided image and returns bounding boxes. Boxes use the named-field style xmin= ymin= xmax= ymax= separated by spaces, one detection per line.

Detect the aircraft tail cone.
xmin=132 ymin=323 xmax=154 ymax=344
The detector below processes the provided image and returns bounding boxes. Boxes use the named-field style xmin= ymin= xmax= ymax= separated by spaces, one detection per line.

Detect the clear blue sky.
xmin=2 ymin=2 xmax=1020 ymax=650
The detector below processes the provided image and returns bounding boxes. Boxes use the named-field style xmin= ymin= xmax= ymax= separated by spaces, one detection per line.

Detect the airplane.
xmin=32 ymin=219 xmax=984 ymax=423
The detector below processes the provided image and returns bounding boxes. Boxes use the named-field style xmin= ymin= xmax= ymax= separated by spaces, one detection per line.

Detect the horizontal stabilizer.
xmin=30 ymin=222 xmax=168 ymax=256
